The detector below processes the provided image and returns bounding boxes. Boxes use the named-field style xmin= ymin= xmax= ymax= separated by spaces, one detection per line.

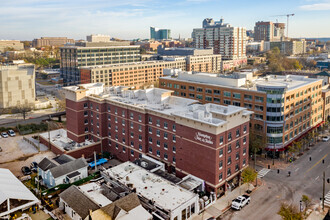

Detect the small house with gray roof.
xmin=38 ymin=155 xmax=88 ymax=188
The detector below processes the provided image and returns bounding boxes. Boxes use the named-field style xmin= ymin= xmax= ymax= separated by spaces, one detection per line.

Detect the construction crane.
xmin=272 ymin=14 xmax=295 ymax=39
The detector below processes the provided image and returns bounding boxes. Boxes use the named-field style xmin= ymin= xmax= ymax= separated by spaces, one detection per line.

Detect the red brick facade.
xmin=65 ymin=97 xmax=250 ymax=195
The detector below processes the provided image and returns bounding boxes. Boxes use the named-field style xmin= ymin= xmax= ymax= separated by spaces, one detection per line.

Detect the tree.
xmin=278 ymin=203 xmax=303 ymax=220
xmin=249 ymin=132 xmax=266 ymax=169
xmin=301 ymin=195 xmax=311 ymax=211
xmin=12 ymin=104 xmax=33 ymax=120
xmin=241 ymin=167 xmax=258 ymax=190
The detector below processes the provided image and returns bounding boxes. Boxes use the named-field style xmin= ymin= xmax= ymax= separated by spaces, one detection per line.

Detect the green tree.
xmin=249 ymin=132 xmax=266 ymax=169
xmin=278 ymin=203 xmax=303 ymax=220
xmin=241 ymin=167 xmax=258 ymax=190
xmin=301 ymin=195 xmax=311 ymax=211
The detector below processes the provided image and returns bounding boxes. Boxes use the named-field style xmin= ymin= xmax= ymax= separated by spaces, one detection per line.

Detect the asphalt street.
xmin=220 ymin=140 xmax=330 ymax=220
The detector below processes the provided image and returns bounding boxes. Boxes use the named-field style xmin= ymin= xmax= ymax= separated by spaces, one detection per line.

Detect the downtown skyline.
xmin=1 ymin=0 xmax=330 ymax=40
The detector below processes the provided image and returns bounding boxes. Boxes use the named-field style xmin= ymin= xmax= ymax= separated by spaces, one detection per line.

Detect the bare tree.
xmin=12 ymin=104 xmax=33 ymax=120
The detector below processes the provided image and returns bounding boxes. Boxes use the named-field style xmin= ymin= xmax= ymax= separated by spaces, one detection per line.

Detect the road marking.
xmin=295 ymin=168 xmax=299 ymax=172
xmin=315 ymin=176 xmax=319 ymax=180
xmin=306 ymin=154 xmax=328 ymax=173
xmin=257 ymin=168 xmax=271 ymax=178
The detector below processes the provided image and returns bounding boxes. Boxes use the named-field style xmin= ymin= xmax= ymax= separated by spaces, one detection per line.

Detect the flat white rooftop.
xmin=161 ymin=71 xmax=323 ymax=92
xmin=78 ymin=183 xmax=112 ymax=207
xmin=64 ymin=85 xmax=252 ymax=126
xmin=105 ymin=162 xmax=197 ymax=211
xmin=40 ymin=129 xmax=96 ymax=151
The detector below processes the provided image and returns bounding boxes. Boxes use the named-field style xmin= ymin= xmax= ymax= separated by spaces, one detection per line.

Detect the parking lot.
xmin=0 ymin=134 xmax=56 ymax=177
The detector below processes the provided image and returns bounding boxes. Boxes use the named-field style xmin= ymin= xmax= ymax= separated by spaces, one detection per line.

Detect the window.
xmin=206 ymin=88 xmax=212 ymax=94
xmin=219 ymin=136 xmax=223 ymax=145
xmin=85 ymin=127 xmax=88 ymax=132
xmin=243 ymin=136 xmax=247 ymax=144
xmin=122 ymin=138 xmax=125 ymax=144
xmin=164 ymin=132 xmax=168 ymax=139
xmin=228 ymin=132 xmax=232 ymax=141
xmin=227 ymin=168 xmax=231 ymax=176
xmin=243 ymin=159 xmax=246 ymax=166
xmin=219 ymin=172 xmax=223 ymax=182
xmin=138 ymin=115 xmax=142 ymax=122
xmin=149 ymin=127 xmax=152 ymax=134
xmin=164 ymin=143 xmax=168 ymax=150
xmin=139 ymin=145 xmax=142 ymax=151
xmin=164 ymin=122 xmax=168 ymax=129
xmin=206 ymin=96 xmax=212 ymax=102
xmin=236 ymin=129 xmax=240 ymax=137
xmin=84 ymin=103 xmax=88 ymax=108
xmin=173 ymin=156 xmax=176 ymax=163
xmin=173 ymin=124 xmax=176 ymax=131
xmin=219 ymin=160 xmax=223 ymax=169
xmin=244 ymin=94 xmax=252 ymax=100
xmin=108 ymin=105 xmax=111 ymax=112
xmin=122 ymin=110 xmax=125 ymax=117
xmin=148 ymin=137 xmax=152 ymax=143
xmin=157 ymin=150 xmax=160 ymax=157
xmin=243 ymin=148 xmax=247 ymax=156
xmin=235 ymin=164 xmax=239 ymax=171
xmin=173 ymin=146 xmax=176 ymax=153
xmin=156 ymin=119 xmax=160 ymax=126
xmin=122 ymin=119 xmax=125 ymax=126
xmin=149 ymin=147 xmax=152 ymax=153
xmin=236 ymin=140 xmax=240 ymax=148
xmin=197 ymin=87 xmax=203 ymax=92
xmin=131 ymin=141 xmax=134 ymax=147
xmin=243 ymin=125 xmax=247 ymax=133
xmin=130 ymin=122 xmax=133 ymax=129
xmin=228 ymin=156 xmax=231 ymax=165
xmin=214 ymin=90 xmax=220 ymax=95
xmin=84 ymin=111 xmax=88 ymax=117
xmin=123 ymin=146 xmax=126 ymax=153
xmin=224 ymin=91 xmax=231 ymax=97
xmin=224 ymin=100 xmax=231 ymax=105
xmin=228 ymin=144 xmax=232 ymax=153
xmin=130 ymin=112 xmax=134 ymax=119
xmin=173 ymin=135 xmax=176 ymax=142
xmin=84 ymin=119 xmax=88 ymax=124
xmin=148 ymin=117 xmax=152 ymax=124
xmin=219 ymin=148 xmax=223 ymax=157
xmin=90 ymin=103 xmax=93 ymax=109
xmin=164 ymin=153 xmax=168 ymax=160
xmin=157 ymin=140 xmax=160 ymax=146
xmin=156 ymin=129 xmax=160 ymax=136
xmin=236 ymin=152 xmax=239 ymax=160
xmin=131 ymin=150 xmax=134 ymax=156
xmin=214 ymin=98 xmax=221 ymax=103
xmin=139 ymin=135 xmax=142 ymax=141
xmin=233 ymin=93 xmax=241 ymax=99
xmin=138 ymin=125 xmax=142 ymax=132
xmin=108 ymin=115 xmax=111 ymax=121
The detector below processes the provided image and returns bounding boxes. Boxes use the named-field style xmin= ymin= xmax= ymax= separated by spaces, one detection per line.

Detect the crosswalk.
xmin=325 ymin=191 xmax=330 ymax=207
xmin=257 ymin=168 xmax=271 ymax=178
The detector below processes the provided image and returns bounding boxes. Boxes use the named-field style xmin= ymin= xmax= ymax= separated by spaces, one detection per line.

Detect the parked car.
xmin=231 ymin=195 xmax=250 ymax=210
xmin=21 ymin=166 xmax=32 ymax=175
xmin=30 ymin=162 xmax=38 ymax=172
xmin=1 ymin=132 xmax=8 ymax=138
xmin=322 ymin=136 xmax=330 ymax=142
xmin=8 ymin=130 xmax=16 ymax=137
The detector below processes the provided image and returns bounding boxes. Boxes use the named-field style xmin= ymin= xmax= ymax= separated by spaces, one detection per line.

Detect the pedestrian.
xmin=288 ymin=171 xmax=291 ymax=177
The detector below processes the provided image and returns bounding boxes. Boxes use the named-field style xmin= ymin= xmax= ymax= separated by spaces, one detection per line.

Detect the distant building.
xmin=32 ymin=37 xmax=75 ymax=48
xmin=157 ymin=46 xmax=213 ymax=56
xmin=37 ymin=155 xmax=88 ymax=188
xmin=192 ymin=18 xmax=246 ymax=60
xmin=150 ymin=27 xmax=171 ymax=40
xmin=270 ymin=40 xmax=306 ymax=55
xmin=60 ymin=41 xmax=141 ymax=85
xmin=322 ymin=88 xmax=330 ymax=121
xmin=0 ymin=40 xmax=24 ymax=53
xmin=0 ymin=64 xmax=35 ymax=109
xmin=254 ymin=21 xmax=285 ymax=42
xmin=86 ymin=34 xmax=110 ymax=43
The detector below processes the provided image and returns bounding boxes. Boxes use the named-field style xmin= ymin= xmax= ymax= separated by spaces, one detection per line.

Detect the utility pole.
xmin=322 ymin=171 xmax=325 ymax=211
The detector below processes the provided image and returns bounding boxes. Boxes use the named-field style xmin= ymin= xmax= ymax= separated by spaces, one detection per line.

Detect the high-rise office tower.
xmin=150 ymin=27 xmax=171 ymax=40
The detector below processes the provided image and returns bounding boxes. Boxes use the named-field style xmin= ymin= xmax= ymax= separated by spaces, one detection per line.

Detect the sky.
xmin=0 ymin=0 xmax=330 ymax=41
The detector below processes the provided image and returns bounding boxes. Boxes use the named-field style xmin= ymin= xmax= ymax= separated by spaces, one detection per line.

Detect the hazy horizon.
xmin=1 ymin=0 xmax=330 ymax=41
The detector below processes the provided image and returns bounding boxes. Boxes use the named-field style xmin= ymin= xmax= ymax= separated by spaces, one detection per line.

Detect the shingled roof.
xmin=59 ymin=185 xmax=100 ymax=219
xmin=38 ymin=158 xmax=57 ymax=171
xmin=50 ymin=157 xmax=88 ymax=178
xmin=100 ymin=193 xmax=142 ymax=219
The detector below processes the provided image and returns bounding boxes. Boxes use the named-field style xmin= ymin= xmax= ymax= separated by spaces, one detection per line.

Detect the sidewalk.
xmin=193 ymin=182 xmax=258 ymax=220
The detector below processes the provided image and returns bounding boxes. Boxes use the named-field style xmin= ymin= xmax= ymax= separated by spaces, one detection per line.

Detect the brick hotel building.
xmin=63 ymin=84 xmax=252 ymax=195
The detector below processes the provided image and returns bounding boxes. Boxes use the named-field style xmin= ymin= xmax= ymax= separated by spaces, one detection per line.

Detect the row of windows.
xmin=219 ymin=160 xmax=246 ymax=182
xmin=219 ymin=126 xmax=247 ymax=145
